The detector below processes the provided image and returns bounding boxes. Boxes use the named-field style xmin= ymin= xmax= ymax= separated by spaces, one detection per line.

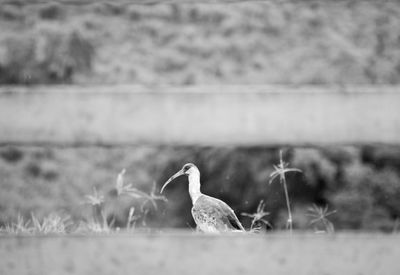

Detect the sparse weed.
xmin=0 ymin=169 xmax=167 ymax=235
xmin=116 ymin=169 xmax=167 ymax=211
xmin=0 ymin=213 xmax=72 ymax=235
xmin=0 ymin=214 xmax=31 ymax=234
xmin=84 ymin=187 xmax=105 ymax=206
xmin=81 ymin=168 xmax=167 ymax=232
xmin=307 ymin=204 xmax=337 ymax=234
xmin=30 ymin=213 xmax=72 ymax=234
xmin=269 ymin=150 xmax=302 ymax=233
xmin=241 ymin=200 xmax=272 ymax=232
xmin=84 ymin=187 xmax=108 ymax=229
xmin=126 ymin=207 xmax=138 ymax=231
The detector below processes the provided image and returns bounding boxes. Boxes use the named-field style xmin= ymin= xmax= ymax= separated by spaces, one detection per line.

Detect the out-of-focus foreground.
xmin=1 ymin=233 xmax=399 ymax=275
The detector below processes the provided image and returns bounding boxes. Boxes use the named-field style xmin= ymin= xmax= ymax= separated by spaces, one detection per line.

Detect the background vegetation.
xmin=0 ymin=145 xmax=399 ymax=232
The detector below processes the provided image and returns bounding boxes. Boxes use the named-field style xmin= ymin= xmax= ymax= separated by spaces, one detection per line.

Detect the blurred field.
xmin=1 ymin=1 xmax=400 ymax=85
xmin=1 ymin=232 xmax=399 ymax=275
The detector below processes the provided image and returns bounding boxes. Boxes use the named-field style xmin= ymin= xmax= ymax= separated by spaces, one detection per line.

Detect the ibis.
xmin=161 ymin=163 xmax=245 ymax=233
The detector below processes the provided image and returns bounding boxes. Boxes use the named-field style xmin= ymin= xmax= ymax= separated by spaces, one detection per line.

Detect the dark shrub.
xmin=39 ymin=3 xmax=65 ymax=20
xmin=0 ymin=147 xmax=24 ymax=163
xmin=0 ymin=28 xmax=95 ymax=84
xmin=0 ymin=4 xmax=24 ymax=21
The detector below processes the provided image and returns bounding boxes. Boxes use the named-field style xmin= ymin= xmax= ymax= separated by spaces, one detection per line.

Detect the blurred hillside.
xmin=1 ymin=1 xmax=400 ymax=85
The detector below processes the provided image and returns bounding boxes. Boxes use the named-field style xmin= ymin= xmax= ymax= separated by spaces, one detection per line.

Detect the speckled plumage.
xmin=191 ymin=194 xmax=245 ymax=233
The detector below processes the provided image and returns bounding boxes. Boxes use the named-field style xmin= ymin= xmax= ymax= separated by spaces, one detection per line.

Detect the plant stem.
xmin=281 ymin=172 xmax=292 ymax=234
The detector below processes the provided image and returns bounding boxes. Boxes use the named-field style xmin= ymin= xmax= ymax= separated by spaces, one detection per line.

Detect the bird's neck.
xmin=188 ymin=171 xmax=202 ymax=204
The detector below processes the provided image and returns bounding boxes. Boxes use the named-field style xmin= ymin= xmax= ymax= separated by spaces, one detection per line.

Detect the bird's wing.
xmin=195 ymin=195 xmax=245 ymax=231
xmin=214 ymin=199 xmax=245 ymax=231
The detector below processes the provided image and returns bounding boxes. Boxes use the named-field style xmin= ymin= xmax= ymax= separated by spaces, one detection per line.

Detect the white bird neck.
xmin=188 ymin=170 xmax=202 ymax=204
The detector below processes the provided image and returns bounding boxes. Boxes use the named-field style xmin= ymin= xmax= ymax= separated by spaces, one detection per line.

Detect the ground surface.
xmin=1 ymin=232 xmax=399 ymax=275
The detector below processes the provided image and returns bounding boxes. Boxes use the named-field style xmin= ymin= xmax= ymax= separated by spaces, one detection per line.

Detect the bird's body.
xmin=192 ymin=194 xmax=245 ymax=232
xmin=161 ymin=163 xmax=245 ymax=233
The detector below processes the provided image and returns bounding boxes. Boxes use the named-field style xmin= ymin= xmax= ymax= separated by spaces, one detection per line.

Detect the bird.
xmin=160 ymin=163 xmax=245 ymax=233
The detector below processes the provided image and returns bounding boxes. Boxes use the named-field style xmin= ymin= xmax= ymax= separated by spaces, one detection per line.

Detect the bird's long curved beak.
xmin=160 ymin=169 xmax=185 ymax=193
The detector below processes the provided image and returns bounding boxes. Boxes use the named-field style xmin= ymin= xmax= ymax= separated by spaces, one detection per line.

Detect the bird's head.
xmin=160 ymin=163 xmax=199 ymax=193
